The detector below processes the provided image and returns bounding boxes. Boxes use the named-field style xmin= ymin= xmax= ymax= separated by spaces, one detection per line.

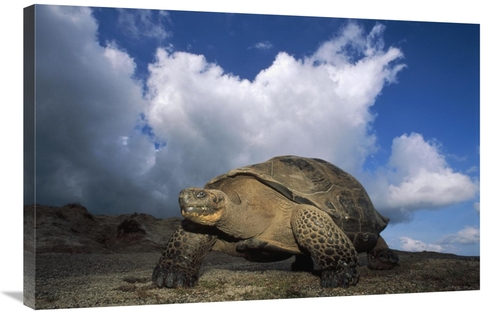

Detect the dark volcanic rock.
xmin=24 ymin=204 xmax=181 ymax=254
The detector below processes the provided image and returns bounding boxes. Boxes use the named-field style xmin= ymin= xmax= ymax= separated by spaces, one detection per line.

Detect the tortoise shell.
xmin=205 ymin=155 xmax=389 ymax=237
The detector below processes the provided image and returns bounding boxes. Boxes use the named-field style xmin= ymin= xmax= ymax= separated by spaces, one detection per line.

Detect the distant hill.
xmin=24 ymin=203 xmax=182 ymax=254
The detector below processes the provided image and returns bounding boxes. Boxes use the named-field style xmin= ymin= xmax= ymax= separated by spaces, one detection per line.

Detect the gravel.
xmin=26 ymin=250 xmax=479 ymax=310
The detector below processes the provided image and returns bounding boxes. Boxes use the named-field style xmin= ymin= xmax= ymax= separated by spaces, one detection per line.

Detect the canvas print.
xmin=24 ymin=4 xmax=480 ymax=310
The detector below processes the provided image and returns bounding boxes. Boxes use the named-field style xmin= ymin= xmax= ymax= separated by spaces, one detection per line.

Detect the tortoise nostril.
xmin=179 ymin=190 xmax=193 ymax=205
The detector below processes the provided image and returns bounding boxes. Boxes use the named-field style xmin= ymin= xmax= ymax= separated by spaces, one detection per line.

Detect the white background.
xmin=1 ymin=0 xmax=496 ymax=313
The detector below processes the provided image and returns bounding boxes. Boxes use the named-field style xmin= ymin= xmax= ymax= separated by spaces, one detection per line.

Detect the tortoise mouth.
xmin=181 ymin=205 xmax=223 ymax=225
xmin=181 ymin=205 xmax=216 ymax=216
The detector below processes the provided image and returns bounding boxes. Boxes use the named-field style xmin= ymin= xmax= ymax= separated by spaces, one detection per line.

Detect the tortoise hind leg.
xmin=367 ymin=236 xmax=399 ymax=270
xmin=291 ymin=205 xmax=359 ymax=288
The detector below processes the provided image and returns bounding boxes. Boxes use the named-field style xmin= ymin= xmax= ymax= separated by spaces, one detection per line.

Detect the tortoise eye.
xmin=196 ymin=191 xmax=207 ymax=198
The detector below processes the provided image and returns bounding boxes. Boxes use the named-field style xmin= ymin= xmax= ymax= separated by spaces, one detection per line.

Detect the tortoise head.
xmin=179 ymin=188 xmax=227 ymax=226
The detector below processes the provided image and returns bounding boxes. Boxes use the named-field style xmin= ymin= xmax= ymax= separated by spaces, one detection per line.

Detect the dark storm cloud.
xmin=32 ymin=5 xmax=164 ymax=215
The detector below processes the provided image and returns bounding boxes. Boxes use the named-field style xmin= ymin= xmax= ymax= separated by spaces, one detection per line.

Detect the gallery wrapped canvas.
xmin=23 ymin=3 xmax=480 ymax=311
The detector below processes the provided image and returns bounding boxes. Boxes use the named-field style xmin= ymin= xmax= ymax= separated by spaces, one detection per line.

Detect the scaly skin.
xmin=152 ymin=222 xmax=217 ymax=288
xmin=291 ymin=205 xmax=359 ymax=288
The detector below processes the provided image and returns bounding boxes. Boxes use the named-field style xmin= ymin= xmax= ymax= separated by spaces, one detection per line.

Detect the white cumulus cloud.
xmin=439 ymin=226 xmax=480 ymax=245
xmin=143 ymin=22 xmax=406 ymax=213
xmin=400 ymin=226 xmax=479 ymax=254
xmin=103 ymin=41 xmax=137 ymax=74
xmin=249 ymin=41 xmax=273 ymax=50
xmin=367 ymin=133 xmax=478 ymax=221
xmin=400 ymin=237 xmax=444 ymax=252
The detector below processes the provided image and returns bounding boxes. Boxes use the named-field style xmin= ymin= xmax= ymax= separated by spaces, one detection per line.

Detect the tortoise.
xmin=152 ymin=155 xmax=399 ymax=288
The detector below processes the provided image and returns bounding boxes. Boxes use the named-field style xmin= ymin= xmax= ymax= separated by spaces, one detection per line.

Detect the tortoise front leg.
xmin=291 ymin=205 xmax=359 ymax=288
xmin=152 ymin=221 xmax=217 ymax=288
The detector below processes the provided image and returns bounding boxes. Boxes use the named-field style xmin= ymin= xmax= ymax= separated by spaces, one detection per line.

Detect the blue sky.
xmin=26 ymin=4 xmax=481 ymax=257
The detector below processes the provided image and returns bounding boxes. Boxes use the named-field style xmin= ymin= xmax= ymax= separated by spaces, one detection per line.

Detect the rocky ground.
xmin=23 ymin=204 xmax=480 ymax=310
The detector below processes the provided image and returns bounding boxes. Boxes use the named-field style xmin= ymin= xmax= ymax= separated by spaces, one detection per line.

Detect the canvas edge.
xmin=23 ymin=4 xmax=36 ymax=310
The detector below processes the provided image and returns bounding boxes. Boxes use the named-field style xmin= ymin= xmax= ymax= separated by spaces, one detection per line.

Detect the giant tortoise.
xmin=152 ymin=155 xmax=399 ymax=288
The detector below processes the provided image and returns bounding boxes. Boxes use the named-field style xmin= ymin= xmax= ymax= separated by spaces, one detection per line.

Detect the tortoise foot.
xmin=320 ymin=261 xmax=359 ymax=288
xmin=152 ymin=264 xmax=198 ymax=288
xmin=367 ymin=249 xmax=399 ymax=270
